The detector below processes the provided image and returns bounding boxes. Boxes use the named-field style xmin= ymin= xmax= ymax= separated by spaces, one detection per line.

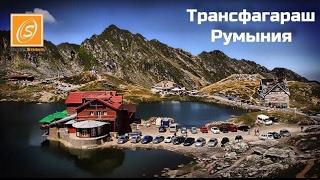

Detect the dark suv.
xmin=183 ymin=137 xmax=195 ymax=146
xmin=221 ymin=137 xmax=230 ymax=146
xmin=172 ymin=136 xmax=186 ymax=145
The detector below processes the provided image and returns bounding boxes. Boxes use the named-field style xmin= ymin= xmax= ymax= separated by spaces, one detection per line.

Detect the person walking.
xmin=257 ymin=128 xmax=260 ymax=135
xmin=254 ymin=128 xmax=257 ymax=136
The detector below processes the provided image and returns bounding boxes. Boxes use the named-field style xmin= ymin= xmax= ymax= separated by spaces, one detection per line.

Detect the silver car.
xmin=190 ymin=127 xmax=197 ymax=134
xmin=195 ymin=137 xmax=206 ymax=147
xmin=117 ymin=135 xmax=129 ymax=144
xmin=207 ymin=138 xmax=218 ymax=147
xmin=130 ymin=135 xmax=141 ymax=143
xmin=181 ymin=127 xmax=187 ymax=134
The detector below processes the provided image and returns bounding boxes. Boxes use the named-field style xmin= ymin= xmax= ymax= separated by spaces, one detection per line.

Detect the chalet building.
xmin=65 ymin=91 xmax=136 ymax=137
xmin=258 ymin=78 xmax=290 ymax=108
xmin=151 ymin=80 xmax=186 ymax=95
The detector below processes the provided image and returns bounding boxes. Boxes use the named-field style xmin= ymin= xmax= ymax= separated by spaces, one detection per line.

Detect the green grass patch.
xmin=78 ymin=47 xmax=99 ymax=70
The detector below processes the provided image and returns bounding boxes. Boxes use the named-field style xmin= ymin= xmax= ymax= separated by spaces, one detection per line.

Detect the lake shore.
xmin=45 ymin=122 xmax=320 ymax=178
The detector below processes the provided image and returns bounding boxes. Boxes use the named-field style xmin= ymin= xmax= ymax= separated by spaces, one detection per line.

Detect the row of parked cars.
xmin=258 ymin=129 xmax=291 ymax=140
xmin=117 ymin=132 xmax=244 ymax=147
xmin=160 ymin=123 xmax=250 ymax=134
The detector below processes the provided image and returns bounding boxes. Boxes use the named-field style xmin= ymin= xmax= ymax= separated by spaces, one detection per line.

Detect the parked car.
xmin=227 ymin=124 xmax=238 ymax=132
xmin=173 ymin=136 xmax=186 ymax=145
xmin=190 ymin=127 xmax=198 ymax=134
xmin=210 ymin=127 xmax=220 ymax=134
xmin=181 ymin=127 xmax=187 ymax=134
xmin=164 ymin=136 xmax=173 ymax=143
xmin=269 ymin=116 xmax=279 ymax=123
xmin=259 ymin=134 xmax=274 ymax=140
xmin=267 ymin=132 xmax=281 ymax=139
xmin=169 ymin=123 xmax=178 ymax=133
xmin=183 ymin=137 xmax=195 ymax=146
xmin=235 ymin=135 xmax=243 ymax=142
xmin=280 ymin=129 xmax=291 ymax=137
xmin=159 ymin=126 xmax=166 ymax=133
xmin=221 ymin=137 xmax=230 ymax=146
xmin=219 ymin=127 xmax=229 ymax=133
xmin=153 ymin=135 xmax=165 ymax=144
xmin=257 ymin=114 xmax=273 ymax=125
xmin=195 ymin=137 xmax=206 ymax=147
xmin=130 ymin=135 xmax=141 ymax=143
xmin=117 ymin=135 xmax=129 ymax=144
xmin=126 ymin=131 xmax=142 ymax=138
xmin=261 ymin=119 xmax=273 ymax=125
xmin=141 ymin=135 xmax=153 ymax=144
xmin=237 ymin=125 xmax=250 ymax=132
xmin=200 ymin=126 xmax=208 ymax=133
xmin=219 ymin=123 xmax=237 ymax=132
xmin=207 ymin=138 xmax=218 ymax=147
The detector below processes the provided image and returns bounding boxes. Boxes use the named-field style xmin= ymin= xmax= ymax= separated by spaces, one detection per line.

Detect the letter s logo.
xmin=16 ymin=19 xmax=38 ymax=43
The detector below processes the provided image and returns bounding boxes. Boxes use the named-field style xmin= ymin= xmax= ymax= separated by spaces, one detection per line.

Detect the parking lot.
xmin=102 ymin=123 xmax=301 ymax=151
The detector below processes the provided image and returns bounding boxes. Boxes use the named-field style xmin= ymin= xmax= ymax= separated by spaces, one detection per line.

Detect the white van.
xmin=169 ymin=123 xmax=178 ymax=133
xmin=257 ymin=114 xmax=273 ymax=125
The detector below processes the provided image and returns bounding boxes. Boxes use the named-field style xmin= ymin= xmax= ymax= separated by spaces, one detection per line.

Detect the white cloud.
xmin=26 ymin=8 xmax=56 ymax=24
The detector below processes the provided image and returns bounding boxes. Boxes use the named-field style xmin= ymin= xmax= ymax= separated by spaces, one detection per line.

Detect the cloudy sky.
xmin=1 ymin=0 xmax=320 ymax=81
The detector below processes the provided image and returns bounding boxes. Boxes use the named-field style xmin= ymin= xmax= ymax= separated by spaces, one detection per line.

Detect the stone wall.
xmin=48 ymin=127 xmax=111 ymax=149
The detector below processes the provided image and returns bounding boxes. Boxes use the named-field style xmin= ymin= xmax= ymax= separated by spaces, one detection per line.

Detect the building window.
xmin=81 ymin=129 xmax=88 ymax=137
xmin=90 ymin=111 xmax=94 ymax=116
xmin=103 ymin=111 xmax=107 ymax=116
xmin=91 ymin=128 xmax=96 ymax=137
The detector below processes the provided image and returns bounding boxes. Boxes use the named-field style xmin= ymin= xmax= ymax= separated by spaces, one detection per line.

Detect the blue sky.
xmin=1 ymin=0 xmax=320 ymax=81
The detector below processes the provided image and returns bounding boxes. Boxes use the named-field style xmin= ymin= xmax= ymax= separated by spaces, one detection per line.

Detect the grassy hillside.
xmin=200 ymin=74 xmax=263 ymax=102
xmin=234 ymin=110 xmax=314 ymax=127
xmin=288 ymin=81 xmax=320 ymax=112
xmin=61 ymin=71 xmax=97 ymax=84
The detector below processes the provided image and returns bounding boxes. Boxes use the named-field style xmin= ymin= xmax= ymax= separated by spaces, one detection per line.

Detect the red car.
xmin=200 ymin=126 xmax=208 ymax=133
xmin=228 ymin=124 xmax=238 ymax=132
xmin=218 ymin=123 xmax=238 ymax=133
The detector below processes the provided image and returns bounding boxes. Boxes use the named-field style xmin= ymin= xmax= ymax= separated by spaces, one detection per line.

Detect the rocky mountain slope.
xmin=0 ymin=25 xmax=309 ymax=89
xmin=200 ymin=74 xmax=320 ymax=112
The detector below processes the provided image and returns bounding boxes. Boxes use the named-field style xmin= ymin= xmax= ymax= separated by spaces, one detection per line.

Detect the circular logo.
xmin=16 ymin=18 xmax=38 ymax=44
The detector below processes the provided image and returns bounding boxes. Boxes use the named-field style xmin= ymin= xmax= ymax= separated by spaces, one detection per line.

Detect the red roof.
xmin=65 ymin=91 xmax=122 ymax=104
xmin=76 ymin=98 xmax=122 ymax=111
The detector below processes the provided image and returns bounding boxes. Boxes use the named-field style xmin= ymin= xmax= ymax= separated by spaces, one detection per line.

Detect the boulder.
xmin=252 ymin=146 xmax=267 ymax=155
xmin=259 ymin=163 xmax=285 ymax=172
xmin=263 ymin=147 xmax=294 ymax=159
xmin=210 ymin=155 xmax=218 ymax=160
xmin=261 ymin=158 xmax=273 ymax=165
xmin=225 ymin=152 xmax=237 ymax=159
xmin=167 ymin=170 xmax=178 ymax=178
xmin=176 ymin=169 xmax=190 ymax=177
xmin=224 ymin=142 xmax=249 ymax=153
xmin=249 ymin=140 xmax=279 ymax=147
xmin=246 ymin=154 xmax=262 ymax=162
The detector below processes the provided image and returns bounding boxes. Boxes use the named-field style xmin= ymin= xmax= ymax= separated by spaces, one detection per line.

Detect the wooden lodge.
xmin=65 ymin=91 xmax=137 ymax=138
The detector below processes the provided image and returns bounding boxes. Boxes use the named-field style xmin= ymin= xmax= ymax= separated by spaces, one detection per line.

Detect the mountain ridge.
xmin=0 ymin=25 xmax=309 ymax=89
